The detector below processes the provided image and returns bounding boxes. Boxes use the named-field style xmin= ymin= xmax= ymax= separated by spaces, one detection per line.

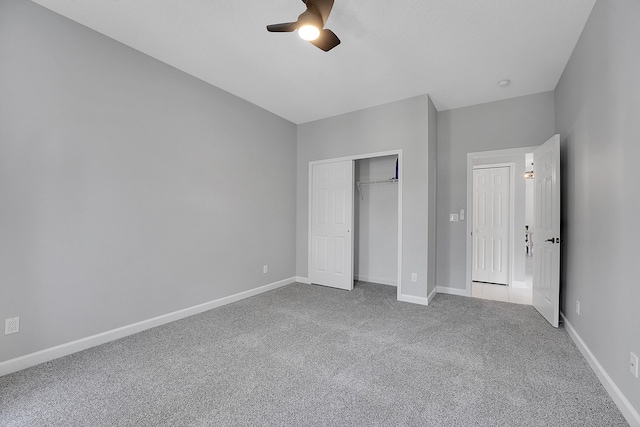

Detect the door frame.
xmin=308 ymin=149 xmax=403 ymax=298
xmin=471 ymin=164 xmax=513 ymax=286
xmin=465 ymin=147 xmax=538 ymax=296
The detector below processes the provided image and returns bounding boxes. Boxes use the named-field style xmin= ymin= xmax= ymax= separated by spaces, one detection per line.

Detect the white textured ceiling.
xmin=30 ymin=0 xmax=596 ymax=124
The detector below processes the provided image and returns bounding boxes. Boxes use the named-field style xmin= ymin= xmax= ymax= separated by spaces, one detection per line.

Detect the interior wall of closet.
xmin=354 ymin=155 xmax=399 ymax=286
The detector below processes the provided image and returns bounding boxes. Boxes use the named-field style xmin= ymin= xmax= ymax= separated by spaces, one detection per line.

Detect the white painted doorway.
xmin=309 ymin=160 xmax=355 ymax=291
xmin=465 ymin=136 xmax=562 ymax=327
xmin=532 ymin=134 xmax=561 ymax=327
xmin=472 ymin=166 xmax=511 ymax=285
xmin=466 ymin=147 xmax=536 ymax=303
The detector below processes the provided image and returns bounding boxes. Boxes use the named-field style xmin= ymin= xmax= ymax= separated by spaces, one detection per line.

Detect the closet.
xmin=354 ymin=155 xmax=399 ymax=286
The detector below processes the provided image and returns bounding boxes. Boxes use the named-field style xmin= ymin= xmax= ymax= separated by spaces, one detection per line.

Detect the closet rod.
xmin=356 ymin=178 xmax=398 ymax=200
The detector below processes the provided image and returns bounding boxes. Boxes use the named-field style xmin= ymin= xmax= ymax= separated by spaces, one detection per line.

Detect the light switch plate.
xmin=450 ymin=214 xmax=459 ymax=222
xmin=631 ymin=352 xmax=639 ymax=378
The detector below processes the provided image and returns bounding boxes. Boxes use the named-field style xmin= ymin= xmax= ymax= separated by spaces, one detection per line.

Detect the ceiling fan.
xmin=266 ymin=0 xmax=341 ymax=52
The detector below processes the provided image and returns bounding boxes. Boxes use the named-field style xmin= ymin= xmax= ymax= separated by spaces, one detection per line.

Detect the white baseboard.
xmin=511 ymin=280 xmax=528 ymax=289
xmin=427 ymin=286 xmax=437 ymax=304
xmin=436 ymin=286 xmax=471 ymax=297
xmin=0 ymin=277 xmax=296 ymax=377
xmin=295 ymin=276 xmax=311 ymax=284
xmin=397 ymin=293 xmax=429 ymax=306
xmin=562 ymin=313 xmax=640 ymax=427
xmin=354 ymin=275 xmax=397 ymax=287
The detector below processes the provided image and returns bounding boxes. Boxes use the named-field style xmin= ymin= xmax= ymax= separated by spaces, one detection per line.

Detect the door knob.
xmin=545 ymin=238 xmax=556 ymax=243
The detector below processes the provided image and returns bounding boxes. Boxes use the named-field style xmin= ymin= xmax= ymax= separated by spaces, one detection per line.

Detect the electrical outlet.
xmin=631 ymin=352 xmax=639 ymax=378
xmin=576 ymin=300 xmax=580 ymax=315
xmin=411 ymin=273 xmax=417 ymax=282
xmin=5 ymin=317 xmax=19 ymax=335
xmin=449 ymin=214 xmax=459 ymax=222
xmin=263 ymin=265 xmax=268 ymax=274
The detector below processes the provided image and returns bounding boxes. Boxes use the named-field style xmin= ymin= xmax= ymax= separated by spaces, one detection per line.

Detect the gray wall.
xmin=297 ymin=95 xmax=434 ymax=299
xmin=555 ymin=0 xmax=640 ymax=414
xmin=0 ymin=0 xmax=297 ymax=363
xmin=354 ymin=156 xmax=398 ymax=286
xmin=436 ymin=92 xmax=555 ymax=290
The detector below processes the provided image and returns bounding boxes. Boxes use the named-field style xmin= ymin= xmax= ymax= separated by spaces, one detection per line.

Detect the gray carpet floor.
xmin=0 ymin=282 xmax=628 ymax=426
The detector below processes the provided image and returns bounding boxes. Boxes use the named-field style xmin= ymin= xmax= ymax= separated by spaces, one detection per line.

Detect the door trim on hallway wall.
xmin=308 ymin=150 xmax=403 ymax=299
xmin=465 ymin=147 xmax=538 ymax=297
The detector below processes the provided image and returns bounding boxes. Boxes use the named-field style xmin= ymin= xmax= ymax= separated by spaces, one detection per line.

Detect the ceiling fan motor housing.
xmin=298 ymin=9 xmax=323 ymax=29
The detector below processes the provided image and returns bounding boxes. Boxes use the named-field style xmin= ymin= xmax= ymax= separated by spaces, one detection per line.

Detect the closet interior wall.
xmin=354 ymin=155 xmax=399 ymax=286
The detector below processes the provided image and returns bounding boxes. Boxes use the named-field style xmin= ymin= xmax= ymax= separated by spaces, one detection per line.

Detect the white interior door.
xmin=472 ymin=166 xmax=511 ymax=285
xmin=532 ymin=134 xmax=561 ymax=327
xmin=309 ymin=160 xmax=354 ymax=290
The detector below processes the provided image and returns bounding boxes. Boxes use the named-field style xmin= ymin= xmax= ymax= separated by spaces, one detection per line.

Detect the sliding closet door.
xmin=309 ymin=160 xmax=354 ymax=291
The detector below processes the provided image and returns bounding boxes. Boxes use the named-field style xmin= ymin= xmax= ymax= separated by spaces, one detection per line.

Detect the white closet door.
xmin=309 ymin=160 xmax=354 ymax=290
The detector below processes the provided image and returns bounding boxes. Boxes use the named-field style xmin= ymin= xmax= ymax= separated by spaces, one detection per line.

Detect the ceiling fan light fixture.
xmin=266 ymin=0 xmax=340 ymax=52
xmin=299 ymin=24 xmax=320 ymax=41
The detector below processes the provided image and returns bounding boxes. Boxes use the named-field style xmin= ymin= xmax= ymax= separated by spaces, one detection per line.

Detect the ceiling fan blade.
xmin=308 ymin=0 xmax=334 ymax=26
xmin=309 ymin=29 xmax=340 ymax=51
xmin=266 ymin=22 xmax=298 ymax=32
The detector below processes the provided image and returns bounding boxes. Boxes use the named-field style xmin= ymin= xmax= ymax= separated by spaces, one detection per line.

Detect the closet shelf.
xmin=356 ymin=178 xmax=398 ymax=200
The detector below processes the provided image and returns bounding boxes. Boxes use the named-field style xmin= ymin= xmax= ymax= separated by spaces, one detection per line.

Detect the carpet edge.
xmin=0 ymin=277 xmax=296 ymax=377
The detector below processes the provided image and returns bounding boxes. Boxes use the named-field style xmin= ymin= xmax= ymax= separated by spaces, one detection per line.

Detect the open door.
xmin=532 ymin=134 xmax=561 ymax=327
xmin=309 ymin=160 xmax=354 ymax=290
